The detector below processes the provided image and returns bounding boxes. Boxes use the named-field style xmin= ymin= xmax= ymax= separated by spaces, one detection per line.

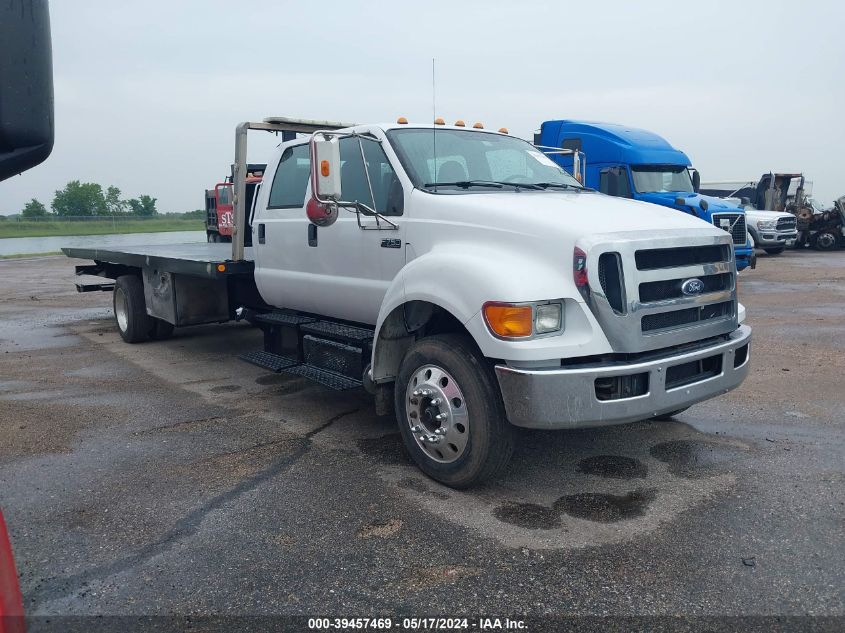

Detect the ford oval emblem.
xmin=681 ymin=278 xmax=705 ymax=296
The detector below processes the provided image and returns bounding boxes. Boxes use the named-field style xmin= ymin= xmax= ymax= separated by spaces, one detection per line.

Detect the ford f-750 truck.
xmin=63 ymin=116 xmax=751 ymax=487
xmin=537 ymin=120 xmax=754 ymax=270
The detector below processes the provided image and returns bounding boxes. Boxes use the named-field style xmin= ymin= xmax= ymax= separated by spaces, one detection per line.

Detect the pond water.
xmin=0 ymin=231 xmax=206 ymax=257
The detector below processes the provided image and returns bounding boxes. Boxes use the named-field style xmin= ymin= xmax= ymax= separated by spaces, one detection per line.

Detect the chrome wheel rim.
xmin=405 ymin=364 xmax=469 ymax=463
xmin=817 ymin=233 xmax=835 ymax=248
xmin=115 ymin=287 xmax=129 ymax=332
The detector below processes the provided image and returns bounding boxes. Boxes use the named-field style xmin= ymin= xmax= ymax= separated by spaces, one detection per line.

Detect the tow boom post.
xmin=231 ymin=118 xmax=355 ymax=262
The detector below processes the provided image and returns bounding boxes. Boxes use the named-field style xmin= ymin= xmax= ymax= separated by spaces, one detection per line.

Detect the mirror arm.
xmin=357 ymin=136 xmax=379 ymax=216
xmin=350 ymin=202 xmax=398 ymax=230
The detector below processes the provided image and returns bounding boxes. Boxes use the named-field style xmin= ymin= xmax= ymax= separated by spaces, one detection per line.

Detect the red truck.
xmin=204 ymin=163 xmax=266 ymax=243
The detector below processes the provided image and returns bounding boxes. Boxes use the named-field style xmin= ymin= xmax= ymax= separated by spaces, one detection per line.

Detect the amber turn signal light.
xmin=483 ymin=302 xmax=533 ymax=338
xmin=320 ymin=160 xmax=330 ymax=177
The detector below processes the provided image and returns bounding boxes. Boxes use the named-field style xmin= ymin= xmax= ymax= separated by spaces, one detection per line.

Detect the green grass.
xmin=0 ymin=218 xmax=203 ymax=239
xmin=0 ymin=251 xmax=62 ymax=259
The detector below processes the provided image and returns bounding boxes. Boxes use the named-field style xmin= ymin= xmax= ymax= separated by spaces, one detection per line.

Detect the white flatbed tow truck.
xmin=65 ymin=116 xmax=751 ymax=487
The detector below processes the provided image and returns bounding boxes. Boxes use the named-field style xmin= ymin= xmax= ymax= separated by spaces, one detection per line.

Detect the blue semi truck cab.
xmin=537 ymin=120 xmax=754 ymax=271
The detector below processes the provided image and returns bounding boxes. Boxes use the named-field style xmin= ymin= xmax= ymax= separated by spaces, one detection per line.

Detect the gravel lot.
xmin=0 ymin=251 xmax=842 ymax=627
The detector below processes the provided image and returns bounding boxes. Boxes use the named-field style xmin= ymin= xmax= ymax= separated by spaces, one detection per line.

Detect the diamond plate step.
xmin=300 ymin=321 xmax=374 ymax=343
xmin=280 ymin=364 xmax=363 ymax=390
xmin=253 ymin=312 xmax=317 ymax=326
xmin=239 ymin=350 xmax=298 ymax=372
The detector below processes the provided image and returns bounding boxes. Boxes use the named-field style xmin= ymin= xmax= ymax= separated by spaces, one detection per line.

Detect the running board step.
xmin=300 ymin=321 xmax=374 ymax=343
xmin=239 ymin=350 xmax=298 ymax=372
xmin=253 ymin=311 xmax=317 ymax=326
xmin=280 ymin=364 xmax=362 ymax=391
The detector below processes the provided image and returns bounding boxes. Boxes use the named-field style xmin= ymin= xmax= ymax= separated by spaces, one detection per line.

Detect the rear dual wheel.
xmin=395 ymin=334 xmax=513 ymax=489
xmin=113 ymin=275 xmax=174 ymax=343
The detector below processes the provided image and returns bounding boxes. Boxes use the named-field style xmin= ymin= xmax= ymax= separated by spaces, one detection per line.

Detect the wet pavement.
xmin=0 ymin=251 xmax=843 ymax=620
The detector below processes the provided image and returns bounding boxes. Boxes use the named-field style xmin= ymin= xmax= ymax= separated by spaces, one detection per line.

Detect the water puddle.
xmin=577 ymin=455 xmax=647 ymax=479
xmin=554 ymin=489 xmax=656 ymax=523
xmin=650 ymin=440 xmax=748 ymax=478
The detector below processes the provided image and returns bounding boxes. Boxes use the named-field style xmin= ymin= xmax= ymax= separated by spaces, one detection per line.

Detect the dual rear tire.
xmin=113 ymin=275 xmax=174 ymax=344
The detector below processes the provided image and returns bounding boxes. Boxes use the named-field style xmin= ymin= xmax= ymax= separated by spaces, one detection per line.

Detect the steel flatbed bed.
xmin=61 ymin=243 xmax=254 ymax=279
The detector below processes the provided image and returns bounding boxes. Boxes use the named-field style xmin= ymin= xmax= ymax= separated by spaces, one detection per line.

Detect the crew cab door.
xmin=253 ymin=136 xmax=406 ymax=325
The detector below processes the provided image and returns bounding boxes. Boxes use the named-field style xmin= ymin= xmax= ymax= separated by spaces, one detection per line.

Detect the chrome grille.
xmin=776 ymin=216 xmax=797 ymax=231
xmin=639 ymin=272 xmax=732 ymax=303
xmin=711 ymin=213 xmax=747 ymax=245
xmin=635 ymin=245 xmax=731 ymax=270
xmin=583 ymin=231 xmax=738 ymax=354
xmin=641 ymin=301 xmax=733 ymax=332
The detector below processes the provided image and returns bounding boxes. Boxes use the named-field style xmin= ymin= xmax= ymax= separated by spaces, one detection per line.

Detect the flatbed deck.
xmin=62 ymin=243 xmax=254 ymax=278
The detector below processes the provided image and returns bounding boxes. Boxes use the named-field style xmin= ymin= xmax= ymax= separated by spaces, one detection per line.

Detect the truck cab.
xmin=537 ymin=120 xmax=754 ymax=271
xmin=205 ymin=164 xmax=265 ymax=244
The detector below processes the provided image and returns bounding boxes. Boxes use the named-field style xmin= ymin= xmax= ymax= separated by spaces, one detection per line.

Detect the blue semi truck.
xmin=537 ymin=121 xmax=754 ymax=271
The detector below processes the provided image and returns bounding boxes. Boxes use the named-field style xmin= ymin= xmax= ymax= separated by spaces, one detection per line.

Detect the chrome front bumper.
xmin=495 ymin=325 xmax=751 ymax=429
xmin=756 ymin=229 xmax=798 ymax=246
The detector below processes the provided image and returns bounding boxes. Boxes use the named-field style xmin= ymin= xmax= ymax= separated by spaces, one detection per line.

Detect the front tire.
xmin=113 ymin=275 xmax=152 ymax=344
xmin=394 ymin=334 xmax=513 ymax=488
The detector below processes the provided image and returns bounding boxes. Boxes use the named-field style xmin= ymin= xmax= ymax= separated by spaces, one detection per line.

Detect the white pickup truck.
xmin=65 ymin=117 xmax=752 ymax=488
xmin=700 ymin=181 xmax=798 ymax=254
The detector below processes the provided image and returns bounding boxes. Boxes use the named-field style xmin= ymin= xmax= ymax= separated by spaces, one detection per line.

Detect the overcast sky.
xmin=2 ymin=0 xmax=843 ymax=214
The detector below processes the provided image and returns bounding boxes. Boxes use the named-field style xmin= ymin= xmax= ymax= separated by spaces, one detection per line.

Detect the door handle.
xmin=308 ymin=224 xmax=318 ymax=247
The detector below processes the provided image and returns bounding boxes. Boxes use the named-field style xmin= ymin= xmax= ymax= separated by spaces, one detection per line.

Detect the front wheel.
xmin=394 ymin=334 xmax=514 ymax=488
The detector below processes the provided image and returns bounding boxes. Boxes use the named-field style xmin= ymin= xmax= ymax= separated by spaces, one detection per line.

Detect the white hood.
xmin=415 ymin=189 xmax=725 ymax=239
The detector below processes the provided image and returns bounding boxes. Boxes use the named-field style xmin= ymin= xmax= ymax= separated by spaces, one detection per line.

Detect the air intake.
xmin=598 ymin=252 xmax=626 ymax=314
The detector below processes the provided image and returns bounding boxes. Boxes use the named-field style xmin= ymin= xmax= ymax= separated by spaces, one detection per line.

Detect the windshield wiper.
xmin=531 ymin=182 xmax=587 ymax=191
xmin=424 ymin=180 xmax=503 ymax=189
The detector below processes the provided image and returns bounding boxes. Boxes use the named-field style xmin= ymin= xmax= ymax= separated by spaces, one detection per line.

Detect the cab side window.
xmin=268 ymin=144 xmax=311 ymax=209
xmin=339 ymin=137 xmax=404 ymax=216
xmin=599 ymin=167 xmax=632 ymax=198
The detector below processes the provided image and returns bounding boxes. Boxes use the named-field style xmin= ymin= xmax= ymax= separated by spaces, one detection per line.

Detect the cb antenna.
xmin=432 ymin=57 xmax=437 ymax=192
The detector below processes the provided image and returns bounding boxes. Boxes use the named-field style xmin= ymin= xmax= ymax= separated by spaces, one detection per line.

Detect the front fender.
xmin=373 ymin=245 xmax=611 ymax=376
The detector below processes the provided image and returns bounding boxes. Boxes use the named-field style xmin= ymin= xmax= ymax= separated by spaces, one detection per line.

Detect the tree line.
xmin=20 ymin=181 xmax=158 ymax=218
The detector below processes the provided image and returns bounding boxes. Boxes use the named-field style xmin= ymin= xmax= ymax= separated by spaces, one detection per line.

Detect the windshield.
xmin=216 ymin=184 xmax=233 ymax=205
xmin=386 ymin=128 xmax=583 ymax=192
xmin=807 ymin=197 xmax=825 ymax=213
xmin=631 ymin=166 xmax=694 ymax=193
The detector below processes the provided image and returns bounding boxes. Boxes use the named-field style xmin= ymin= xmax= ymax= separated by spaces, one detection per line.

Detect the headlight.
xmin=756 ymin=220 xmax=777 ymax=230
xmin=535 ymin=303 xmax=563 ymax=334
xmin=483 ymin=301 xmax=564 ymax=338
